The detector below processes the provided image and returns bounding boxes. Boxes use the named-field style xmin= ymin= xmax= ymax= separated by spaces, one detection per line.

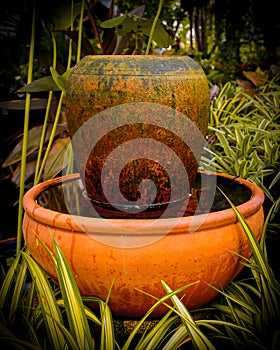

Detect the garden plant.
xmin=0 ymin=0 xmax=279 ymax=349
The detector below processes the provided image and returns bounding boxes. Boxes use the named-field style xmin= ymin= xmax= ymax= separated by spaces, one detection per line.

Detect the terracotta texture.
xmin=22 ymin=173 xmax=264 ymax=318
xmin=65 ymin=56 xmax=210 ymax=207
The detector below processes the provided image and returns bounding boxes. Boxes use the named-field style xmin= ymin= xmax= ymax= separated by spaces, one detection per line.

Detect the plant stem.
xmin=76 ymin=0 xmax=85 ymax=63
xmin=16 ymin=9 xmax=35 ymax=254
xmin=67 ymin=0 xmax=74 ymax=70
xmin=35 ymin=91 xmax=65 ymax=182
xmin=145 ymin=0 xmax=163 ymax=55
xmin=34 ymin=32 xmax=57 ymax=185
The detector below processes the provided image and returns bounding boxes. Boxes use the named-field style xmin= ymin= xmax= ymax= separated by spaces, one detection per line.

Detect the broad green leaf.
xmin=0 ymin=98 xmax=50 ymax=110
xmin=100 ymin=15 xmax=127 ymax=28
xmin=43 ymin=137 xmax=71 ymax=180
xmin=17 ymin=76 xmax=60 ymax=93
xmin=101 ymin=15 xmax=173 ymax=47
xmin=41 ymin=2 xmax=82 ymax=30
xmin=2 ymin=124 xmax=67 ymax=167
xmin=11 ymin=160 xmax=36 ymax=187
xmin=50 ymin=67 xmax=72 ymax=93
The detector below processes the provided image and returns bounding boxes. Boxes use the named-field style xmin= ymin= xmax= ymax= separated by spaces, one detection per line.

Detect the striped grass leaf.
xmin=0 ymin=254 xmax=21 ymax=326
xmin=263 ymin=138 xmax=272 ymax=158
xmin=269 ymin=144 xmax=279 ymax=164
xmin=0 ymin=253 xmax=22 ymax=316
xmin=99 ymin=281 xmax=115 ymax=350
xmin=241 ymin=134 xmax=253 ymax=157
xmin=235 ymin=159 xmax=249 ymax=178
xmin=230 ymin=280 xmax=260 ymax=309
xmin=161 ymin=280 xmax=215 ymax=350
xmin=231 ymin=280 xmax=262 ymax=302
xmin=215 ymin=131 xmax=236 ymax=160
xmin=209 ymin=302 xmax=253 ymax=325
xmin=224 ymin=293 xmax=251 ymax=330
xmin=162 ymin=324 xmax=190 ymax=350
xmin=122 ymin=281 xmax=199 ymax=350
xmin=221 ymin=188 xmax=279 ymax=287
xmin=234 ymin=127 xmax=244 ymax=147
xmin=58 ymin=298 xmax=102 ymax=327
xmin=196 ymin=317 xmax=266 ymax=349
xmin=136 ymin=311 xmax=178 ymax=350
xmin=50 ymin=237 xmax=94 ymax=350
xmin=219 ymin=190 xmax=280 ymax=331
xmin=269 ymin=171 xmax=280 ymax=189
xmin=21 ymin=251 xmax=67 ymax=350
xmin=253 ymin=177 xmax=275 ymax=203
xmin=8 ymin=257 xmax=28 ymax=324
xmin=23 ymin=281 xmax=36 ymax=324
xmin=241 ymin=93 xmax=274 ymax=121
xmin=257 ymin=118 xmax=271 ymax=131
xmin=205 ymin=282 xmax=259 ymax=316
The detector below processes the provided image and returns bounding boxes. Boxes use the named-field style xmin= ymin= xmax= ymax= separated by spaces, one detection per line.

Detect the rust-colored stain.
xmin=66 ymin=56 xmax=210 ymax=211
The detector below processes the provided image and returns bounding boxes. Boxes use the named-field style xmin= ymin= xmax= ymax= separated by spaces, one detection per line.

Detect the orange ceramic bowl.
xmin=22 ymin=172 xmax=264 ymax=318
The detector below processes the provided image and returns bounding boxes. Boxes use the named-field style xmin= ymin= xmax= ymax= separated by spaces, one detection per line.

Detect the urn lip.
xmin=70 ymin=55 xmax=205 ymax=77
xmin=22 ymin=172 xmax=264 ymax=235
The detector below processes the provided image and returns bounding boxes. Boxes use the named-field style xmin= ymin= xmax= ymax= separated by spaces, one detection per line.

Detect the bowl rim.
xmin=22 ymin=171 xmax=264 ymax=235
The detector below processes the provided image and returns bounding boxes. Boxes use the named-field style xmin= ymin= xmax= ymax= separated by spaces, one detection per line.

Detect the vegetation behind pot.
xmin=65 ymin=55 xmax=210 ymax=211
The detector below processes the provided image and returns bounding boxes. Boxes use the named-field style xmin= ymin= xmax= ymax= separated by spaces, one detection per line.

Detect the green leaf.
xmin=100 ymin=15 xmax=127 ymax=29
xmin=50 ymin=67 xmax=72 ymax=93
xmin=162 ymin=324 xmax=189 ymax=350
xmin=0 ymin=253 xmax=22 ymax=310
xmin=161 ymin=281 xmax=215 ymax=350
xmin=51 ymin=237 xmax=94 ymax=350
xmin=8 ymin=259 xmax=28 ymax=324
xmin=17 ymin=76 xmax=60 ymax=93
xmin=137 ymin=312 xmax=178 ymax=350
xmin=43 ymin=137 xmax=71 ymax=180
xmin=101 ymin=15 xmax=173 ymax=47
xmin=269 ymin=144 xmax=279 ymax=164
xmin=122 ymin=282 xmax=199 ymax=350
xmin=2 ymin=124 xmax=66 ymax=168
xmin=21 ymin=252 xmax=67 ymax=350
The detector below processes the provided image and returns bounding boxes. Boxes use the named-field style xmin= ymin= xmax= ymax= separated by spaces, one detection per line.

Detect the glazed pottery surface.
xmin=65 ymin=55 xmax=210 ymax=207
xmin=22 ymin=172 xmax=264 ymax=318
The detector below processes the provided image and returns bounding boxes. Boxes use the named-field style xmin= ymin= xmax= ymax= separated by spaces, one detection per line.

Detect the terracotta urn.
xmin=65 ymin=55 xmax=210 ymax=212
xmin=22 ymin=172 xmax=264 ymax=318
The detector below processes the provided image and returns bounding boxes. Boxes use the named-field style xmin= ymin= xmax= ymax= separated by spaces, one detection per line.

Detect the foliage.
xmin=0 ymin=1 xmax=280 ymax=349
xmin=100 ymin=12 xmax=173 ymax=52
xmin=1 ymin=0 xmax=279 ymax=98
xmin=201 ymin=68 xmax=280 ymax=205
xmin=0 ymin=200 xmax=279 ymax=349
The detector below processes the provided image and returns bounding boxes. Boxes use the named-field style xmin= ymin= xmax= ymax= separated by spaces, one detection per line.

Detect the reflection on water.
xmin=36 ymin=173 xmax=252 ymax=219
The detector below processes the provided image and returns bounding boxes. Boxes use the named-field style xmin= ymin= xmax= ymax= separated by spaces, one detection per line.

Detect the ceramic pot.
xmin=65 ymin=55 xmax=210 ymax=209
xmin=22 ymin=172 xmax=264 ymax=318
